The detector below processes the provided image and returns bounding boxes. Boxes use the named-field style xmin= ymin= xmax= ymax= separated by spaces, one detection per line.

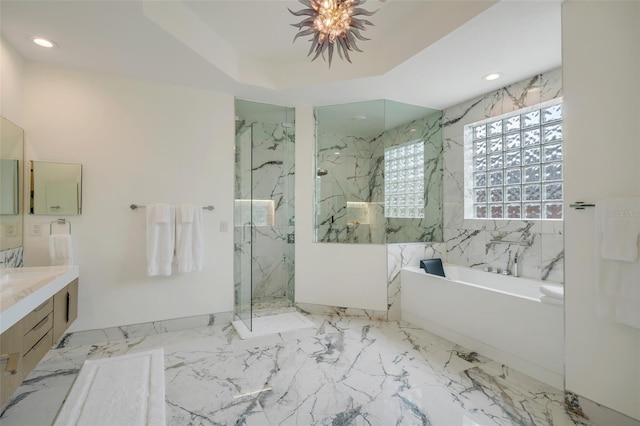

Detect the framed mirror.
xmin=0 ymin=116 xmax=24 ymax=250
xmin=30 ymin=161 xmax=82 ymax=215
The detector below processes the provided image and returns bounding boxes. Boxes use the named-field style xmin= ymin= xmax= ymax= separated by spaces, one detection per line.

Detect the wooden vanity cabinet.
xmin=0 ymin=321 xmax=24 ymax=404
xmin=0 ymin=279 xmax=78 ymax=406
xmin=53 ymin=278 xmax=78 ymax=343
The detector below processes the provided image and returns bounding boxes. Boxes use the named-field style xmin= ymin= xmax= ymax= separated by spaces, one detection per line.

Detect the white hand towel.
xmin=175 ymin=204 xmax=203 ymax=273
xmin=540 ymin=284 xmax=564 ymax=300
xmin=599 ymin=198 xmax=640 ymax=262
xmin=146 ymin=204 xmax=175 ymax=276
xmin=49 ymin=234 xmax=74 ymax=266
xmin=595 ymin=199 xmax=640 ymax=329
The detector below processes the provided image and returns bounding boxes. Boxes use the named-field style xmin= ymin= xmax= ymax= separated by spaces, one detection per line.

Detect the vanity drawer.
xmin=23 ymin=313 xmax=53 ymax=353
xmin=22 ymin=329 xmax=53 ymax=375
xmin=23 ymin=298 xmax=53 ymax=331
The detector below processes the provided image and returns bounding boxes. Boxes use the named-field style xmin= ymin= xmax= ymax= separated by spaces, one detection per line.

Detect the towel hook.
xmin=50 ymin=218 xmax=71 ymax=235
xmin=569 ymin=201 xmax=596 ymax=210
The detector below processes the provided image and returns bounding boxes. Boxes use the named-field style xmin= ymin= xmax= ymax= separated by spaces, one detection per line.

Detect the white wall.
xmin=21 ymin=63 xmax=235 ymax=331
xmin=563 ymin=1 xmax=640 ymax=420
xmin=0 ymin=36 xmax=25 ymax=126
xmin=294 ymin=105 xmax=388 ymax=311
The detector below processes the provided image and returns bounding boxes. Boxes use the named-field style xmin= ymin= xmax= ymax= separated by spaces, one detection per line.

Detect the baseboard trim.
xmin=565 ymin=391 xmax=640 ymax=426
xmin=57 ymin=311 xmax=234 ymax=348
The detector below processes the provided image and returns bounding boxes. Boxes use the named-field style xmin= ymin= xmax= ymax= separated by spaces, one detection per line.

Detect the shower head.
xmin=235 ymin=118 xmax=246 ymax=133
xmin=317 ymin=169 xmax=328 ymax=176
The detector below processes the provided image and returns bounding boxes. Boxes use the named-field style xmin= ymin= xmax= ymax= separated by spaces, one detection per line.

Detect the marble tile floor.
xmin=0 ymin=312 xmax=595 ymax=426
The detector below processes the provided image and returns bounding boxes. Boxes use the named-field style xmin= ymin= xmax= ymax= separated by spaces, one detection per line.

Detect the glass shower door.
xmin=234 ymin=124 xmax=252 ymax=330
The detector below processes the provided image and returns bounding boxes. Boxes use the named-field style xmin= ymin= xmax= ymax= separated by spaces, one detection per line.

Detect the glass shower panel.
xmin=249 ymin=114 xmax=295 ymax=310
xmin=234 ymin=99 xmax=295 ymax=323
xmin=314 ymin=99 xmax=443 ymax=244
xmin=234 ymin=122 xmax=252 ymax=330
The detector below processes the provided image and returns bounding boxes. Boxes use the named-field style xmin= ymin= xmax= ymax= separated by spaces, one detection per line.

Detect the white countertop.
xmin=0 ymin=265 xmax=79 ymax=334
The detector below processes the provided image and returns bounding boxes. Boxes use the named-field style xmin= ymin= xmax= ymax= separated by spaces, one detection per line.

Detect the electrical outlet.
xmin=5 ymin=223 xmax=16 ymax=236
xmin=31 ymin=223 xmax=41 ymax=236
xmin=219 ymin=221 xmax=229 ymax=233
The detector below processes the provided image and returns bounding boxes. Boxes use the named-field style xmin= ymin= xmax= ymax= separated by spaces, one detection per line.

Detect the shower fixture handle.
xmin=242 ymin=222 xmax=256 ymax=243
xmin=243 ymin=222 xmax=251 ymax=243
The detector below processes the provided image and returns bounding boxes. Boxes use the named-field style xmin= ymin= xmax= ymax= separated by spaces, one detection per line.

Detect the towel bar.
xmin=130 ymin=204 xmax=214 ymax=211
xmin=569 ymin=201 xmax=596 ymax=210
xmin=50 ymin=218 xmax=71 ymax=234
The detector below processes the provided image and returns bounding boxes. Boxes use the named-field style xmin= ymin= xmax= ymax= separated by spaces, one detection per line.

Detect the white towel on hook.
xmin=50 ymin=234 xmax=73 ymax=266
xmin=595 ymin=199 xmax=640 ymax=329
xmin=599 ymin=198 xmax=640 ymax=262
xmin=175 ymin=204 xmax=203 ymax=273
xmin=146 ymin=204 xmax=175 ymax=276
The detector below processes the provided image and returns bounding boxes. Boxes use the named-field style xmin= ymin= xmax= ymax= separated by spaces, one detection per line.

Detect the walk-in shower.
xmin=234 ymin=99 xmax=295 ymax=331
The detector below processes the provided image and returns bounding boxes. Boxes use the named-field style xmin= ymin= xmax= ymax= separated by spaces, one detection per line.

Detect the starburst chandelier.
xmin=289 ymin=0 xmax=377 ymax=67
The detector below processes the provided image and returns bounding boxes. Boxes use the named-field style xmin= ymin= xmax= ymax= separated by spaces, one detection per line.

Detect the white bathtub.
xmin=401 ymin=264 xmax=564 ymax=388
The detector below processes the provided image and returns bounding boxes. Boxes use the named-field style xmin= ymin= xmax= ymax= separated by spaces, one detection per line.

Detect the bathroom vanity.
xmin=0 ymin=266 xmax=79 ymax=404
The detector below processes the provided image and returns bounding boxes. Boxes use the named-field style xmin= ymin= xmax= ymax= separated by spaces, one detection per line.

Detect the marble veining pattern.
xmin=0 ymin=246 xmax=23 ymax=270
xmin=386 ymin=243 xmax=447 ymax=321
xmin=56 ymin=312 xmax=233 ymax=348
xmin=316 ymin=110 xmax=443 ymax=244
xmin=235 ymin=119 xmax=295 ymax=305
xmin=1 ymin=312 xmax=594 ymax=426
xmin=442 ymin=68 xmax=564 ymax=283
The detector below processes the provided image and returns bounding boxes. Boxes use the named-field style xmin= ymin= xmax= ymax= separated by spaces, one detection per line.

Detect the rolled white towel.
xmin=540 ymin=284 xmax=564 ymax=300
xmin=540 ymin=295 xmax=563 ymax=306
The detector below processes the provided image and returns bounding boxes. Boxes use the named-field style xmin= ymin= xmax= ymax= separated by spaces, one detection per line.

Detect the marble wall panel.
xmin=234 ymin=120 xmax=295 ymax=307
xmin=316 ymin=110 xmax=443 ymax=244
xmin=442 ymin=68 xmax=564 ymax=283
xmin=0 ymin=246 xmax=23 ymax=269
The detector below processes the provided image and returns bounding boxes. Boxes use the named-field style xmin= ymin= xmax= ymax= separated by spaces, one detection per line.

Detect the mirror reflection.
xmin=30 ymin=161 xmax=82 ymax=215
xmin=0 ymin=116 xmax=24 ymax=251
xmin=315 ymin=100 xmax=443 ymax=244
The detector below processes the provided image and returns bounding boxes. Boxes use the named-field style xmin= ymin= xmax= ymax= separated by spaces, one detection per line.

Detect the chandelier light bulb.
xmin=289 ymin=0 xmax=377 ymax=67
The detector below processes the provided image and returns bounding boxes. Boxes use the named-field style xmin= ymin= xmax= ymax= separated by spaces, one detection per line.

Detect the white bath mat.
xmin=54 ymin=348 xmax=166 ymax=426
xmin=232 ymin=312 xmax=315 ymax=339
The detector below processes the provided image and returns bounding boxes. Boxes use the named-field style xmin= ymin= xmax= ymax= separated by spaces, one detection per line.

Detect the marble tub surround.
xmin=442 ymin=68 xmax=564 ymax=283
xmin=0 ymin=246 xmax=23 ymax=270
xmin=0 ymin=313 xmax=593 ymax=426
xmin=56 ymin=311 xmax=233 ymax=348
xmin=386 ymin=242 xmax=447 ymax=321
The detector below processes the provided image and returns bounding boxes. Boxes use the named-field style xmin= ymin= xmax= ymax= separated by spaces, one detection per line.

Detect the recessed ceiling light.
xmin=351 ymin=115 xmax=367 ymax=121
xmin=483 ymin=72 xmax=502 ymax=81
xmin=31 ymin=37 xmax=56 ymax=48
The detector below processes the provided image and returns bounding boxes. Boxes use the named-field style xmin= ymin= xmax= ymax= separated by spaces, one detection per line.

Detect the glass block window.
xmin=384 ymin=139 xmax=425 ymax=218
xmin=467 ymin=100 xmax=563 ymax=220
